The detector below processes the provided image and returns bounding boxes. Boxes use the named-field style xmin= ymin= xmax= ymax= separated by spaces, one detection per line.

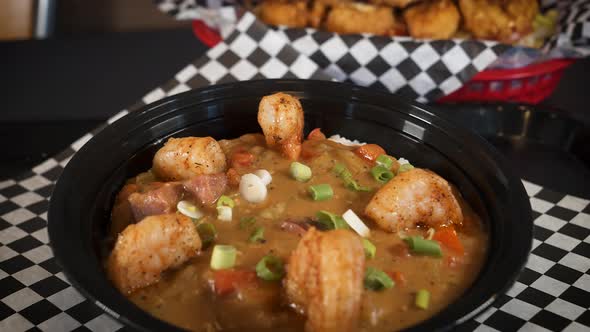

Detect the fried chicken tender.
xmin=107 ymin=213 xmax=201 ymax=294
xmin=258 ymin=92 xmax=304 ymax=160
xmin=404 ymin=0 xmax=460 ymax=39
xmin=325 ymin=3 xmax=396 ymax=35
xmin=459 ymin=0 xmax=539 ymax=42
xmin=258 ymin=0 xmax=309 ymax=28
xmin=370 ymin=0 xmax=416 ymax=8
xmin=365 ymin=168 xmax=463 ymax=232
xmin=285 ymin=228 xmax=365 ymax=332
xmin=153 ymin=136 xmax=227 ymax=181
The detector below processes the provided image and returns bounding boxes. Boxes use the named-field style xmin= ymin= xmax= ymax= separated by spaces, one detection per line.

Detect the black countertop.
xmin=1 ymin=29 xmax=588 ymax=197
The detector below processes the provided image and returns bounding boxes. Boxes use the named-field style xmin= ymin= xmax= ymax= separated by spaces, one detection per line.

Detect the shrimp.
xmin=403 ymin=0 xmax=460 ymax=39
xmin=285 ymin=228 xmax=365 ymax=332
xmin=365 ymin=168 xmax=463 ymax=232
xmin=153 ymin=136 xmax=227 ymax=181
xmin=107 ymin=213 xmax=201 ymax=294
xmin=459 ymin=0 xmax=539 ymax=43
xmin=258 ymin=92 xmax=304 ymax=160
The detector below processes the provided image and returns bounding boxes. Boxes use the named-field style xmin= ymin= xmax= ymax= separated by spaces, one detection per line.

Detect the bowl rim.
xmin=48 ymin=79 xmax=533 ymax=332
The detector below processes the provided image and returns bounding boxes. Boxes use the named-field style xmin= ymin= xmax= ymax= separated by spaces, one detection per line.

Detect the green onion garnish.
xmin=398 ymin=164 xmax=415 ymax=173
xmin=239 ymin=216 xmax=256 ymax=229
xmin=370 ymin=165 xmax=394 ymax=183
xmin=210 ymin=245 xmax=237 ymax=270
xmin=362 ymin=238 xmax=376 ymax=259
xmin=364 ymin=267 xmax=394 ymax=291
xmin=376 ymin=155 xmax=393 ymax=169
xmin=316 ymin=210 xmax=349 ymax=230
xmin=255 ymin=255 xmax=285 ymax=281
xmin=249 ymin=226 xmax=265 ymax=243
xmin=196 ymin=222 xmax=217 ymax=249
xmin=290 ymin=162 xmax=312 ymax=182
xmin=216 ymin=195 xmax=235 ymax=208
xmin=308 ymin=184 xmax=334 ymax=201
xmin=405 ymin=236 xmax=442 ymax=257
xmin=332 ymin=163 xmax=371 ymax=192
xmin=415 ymin=289 xmax=430 ymax=309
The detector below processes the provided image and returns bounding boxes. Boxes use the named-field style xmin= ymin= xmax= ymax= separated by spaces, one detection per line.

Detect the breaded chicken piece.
xmin=325 ymin=3 xmax=395 ymax=35
xmin=404 ymin=0 xmax=460 ymax=39
xmin=258 ymin=0 xmax=309 ymax=28
xmin=370 ymin=0 xmax=416 ymax=8
xmin=459 ymin=0 xmax=539 ymax=42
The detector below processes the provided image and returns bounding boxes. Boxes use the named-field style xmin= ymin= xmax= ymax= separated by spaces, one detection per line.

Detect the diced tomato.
xmin=433 ymin=228 xmax=464 ymax=256
xmin=354 ymin=144 xmax=386 ymax=163
xmin=213 ymin=269 xmax=257 ymax=296
xmin=387 ymin=271 xmax=406 ymax=286
xmin=300 ymin=141 xmax=319 ymax=160
xmin=226 ymin=168 xmax=241 ymax=187
xmin=231 ymin=151 xmax=254 ymax=168
xmin=307 ymin=128 xmax=326 ymax=141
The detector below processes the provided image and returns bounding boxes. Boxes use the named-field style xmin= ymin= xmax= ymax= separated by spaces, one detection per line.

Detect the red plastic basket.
xmin=192 ymin=20 xmax=574 ymax=104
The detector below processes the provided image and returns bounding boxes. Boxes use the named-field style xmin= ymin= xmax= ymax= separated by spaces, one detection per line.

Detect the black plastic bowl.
xmin=48 ymin=80 xmax=532 ymax=332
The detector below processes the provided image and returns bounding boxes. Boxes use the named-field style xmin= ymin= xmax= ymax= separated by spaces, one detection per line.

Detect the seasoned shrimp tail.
xmin=365 ymin=168 xmax=463 ymax=232
xmin=285 ymin=228 xmax=365 ymax=332
xmin=258 ymin=92 xmax=304 ymax=160
xmin=153 ymin=136 xmax=227 ymax=181
xmin=107 ymin=213 xmax=201 ymax=294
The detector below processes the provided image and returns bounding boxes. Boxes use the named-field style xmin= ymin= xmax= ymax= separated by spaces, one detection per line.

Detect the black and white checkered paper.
xmin=1 ymin=13 xmax=589 ymax=332
xmin=155 ymin=0 xmax=590 ymax=101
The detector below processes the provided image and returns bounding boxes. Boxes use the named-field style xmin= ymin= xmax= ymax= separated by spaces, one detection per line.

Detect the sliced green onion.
xmin=196 ymin=223 xmax=217 ymax=249
xmin=177 ymin=200 xmax=203 ymax=219
xmin=308 ymin=184 xmax=334 ymax=201
xmin=346 ymin=180 xmax=372 ymax=192
xmin=362 ymin=238 xmax=376 ymax=259
xmin=398 ymin=163 xmax=415 ymax=173
xmin=249 ymin=226 xmax=265 ymax=243
xmin=415 ymin=289 xmax=430 ymax=309
xmin=332 ymin=163 xmax=371 ymax=192
xmin=217 ymin=205 xmax=232 ymax=222
xmin=332 ymin=163 xmax=348 ymax=177
xmin=216 ymin=195 xmax=235 ymax=208
xmin=371 ymin=165 xmax=394 ymax=183
xmin=364 ymin=267 xmax=394 ymax=291
xmin=405 ymin=236 xmax=442 ymax=257
xmin=239 ymin=216 xmax=256 ymax=229
xmin=255 ymin=255 xmax=285 ymax=281
xmin=376 ymin=155 xmax=393 ymax=169
xmin=290 ymin=162 xmax=312 ymax=182
xmin=316 ymin=210 xmax=349 ymax=230
xmin=342 ymin=209 xmax=371 ymax=237
xmin=210 ymin=245 xmax=237 ymax=270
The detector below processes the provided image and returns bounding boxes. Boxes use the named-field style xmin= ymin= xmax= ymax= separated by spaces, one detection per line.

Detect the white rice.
xmin=398 ymin=157 xmax=410 ymax=165
xmin=328 ymin=135 xmax=411 ymax=165
xmin=328 ymin=135 xmax=365 ymax=146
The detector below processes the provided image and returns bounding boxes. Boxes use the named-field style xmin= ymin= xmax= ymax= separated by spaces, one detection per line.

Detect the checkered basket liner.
xmin=1 ymin=14 xmax=589 ymax=332
xmin=155 ymin=0 xmax=590 ymax=101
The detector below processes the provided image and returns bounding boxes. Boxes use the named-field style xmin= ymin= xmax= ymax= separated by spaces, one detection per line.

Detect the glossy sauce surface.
xmin=109 ymin=134 xmax=487 ymax=332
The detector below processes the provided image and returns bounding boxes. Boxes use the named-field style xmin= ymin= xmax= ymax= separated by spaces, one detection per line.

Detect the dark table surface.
xmin=1 ymin=28 xmax=589 ymax=197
